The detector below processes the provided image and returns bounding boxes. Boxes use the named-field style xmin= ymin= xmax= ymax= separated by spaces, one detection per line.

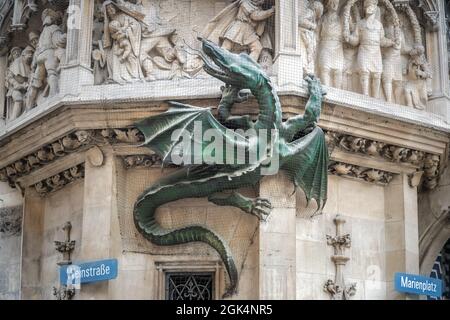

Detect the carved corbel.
xmin=86 ymin=145 xmax=104 ymax=167
xmin=408 ymin=170 xmax=424 ymax=187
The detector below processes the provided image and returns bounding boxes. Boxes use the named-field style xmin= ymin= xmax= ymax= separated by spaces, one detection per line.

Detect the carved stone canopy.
xmin=411 ymin=0 xmax=441 ymax=30
xmin=391 ymin=1 xmax=440 ymax=31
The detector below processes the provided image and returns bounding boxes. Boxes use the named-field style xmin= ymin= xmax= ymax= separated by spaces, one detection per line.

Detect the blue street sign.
xmin=60 ymin=259 xmax=118 ymax=285
xmin=395 ymin=272 xmax=442 ymax=297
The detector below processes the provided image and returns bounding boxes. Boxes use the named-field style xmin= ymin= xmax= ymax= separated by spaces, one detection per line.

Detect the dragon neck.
xmin=309 ymin=93 xmax=323 ymax=105
xmin=252 ymin=77 xmax=282 ymax=131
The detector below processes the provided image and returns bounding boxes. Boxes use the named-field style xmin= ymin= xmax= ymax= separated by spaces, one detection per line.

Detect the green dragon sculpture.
xmin=133 ymin=38 xmax=328 ymax=297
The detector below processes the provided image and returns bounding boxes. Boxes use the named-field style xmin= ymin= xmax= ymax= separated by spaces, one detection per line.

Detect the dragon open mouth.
xmin=197 ymin=37 xmax=236 ymax=83
xmin=194 ymin=37 xmax=264 ymax=89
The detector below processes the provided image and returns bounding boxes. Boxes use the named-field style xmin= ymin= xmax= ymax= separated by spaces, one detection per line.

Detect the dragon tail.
xmin=133 ymin=173 xmax=239 ymax=296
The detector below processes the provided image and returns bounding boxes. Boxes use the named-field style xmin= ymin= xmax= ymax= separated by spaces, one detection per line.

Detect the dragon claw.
xmin=236 ymin=91 xmax=249 ymax=103
xmin=221 ymin=85 xmax=249 ymax=104
xmin=250 ymin=197 xmax=272 ymax=221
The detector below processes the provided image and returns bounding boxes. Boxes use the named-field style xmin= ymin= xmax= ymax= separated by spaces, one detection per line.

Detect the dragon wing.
xmin=135 ymin=101 xmax=249 ymax=166
xmin=280 ymin=127 xmax=329 ymax=212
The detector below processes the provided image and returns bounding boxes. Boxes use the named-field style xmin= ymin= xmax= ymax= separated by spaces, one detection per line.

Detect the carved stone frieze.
xmin=325 ymin=130 xmax=440 ymax=188
xmin=328 ymin=161 xmax=395 ymax=185
xmin=122 ymin=154 xmax=162 ymax=169
xmin=34 ymin=163 xmax=85 ymax=196
xmin=0 ymin=125 xmax=442 ymax=190
xmin=100 ymin=128 xmax=144 ymax=144
xmin=298 ymin=0 xmax=435 ymax=108
xmin=0 ymin=128 xmax=144 ymax=188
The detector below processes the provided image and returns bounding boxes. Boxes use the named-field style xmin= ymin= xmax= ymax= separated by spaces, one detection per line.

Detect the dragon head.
xmin=198 ymin=37 xmax=268 ymax=91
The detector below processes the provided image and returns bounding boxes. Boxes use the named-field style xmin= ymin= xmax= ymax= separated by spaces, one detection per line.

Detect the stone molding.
xmin=0 ymin=122 xmax=444 ymax=190
xmin=123 ymin=153 xmax=396 ymax=186
xmin=0 ymin=128 xmax=143 ymax=188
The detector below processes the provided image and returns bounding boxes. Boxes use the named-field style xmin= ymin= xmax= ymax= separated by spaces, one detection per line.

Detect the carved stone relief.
xmin=25 ymin=8 xmax=67 ymax=109
xmin=5 ymin=46 xmax=34 ymax=120
xmin=344 ymin=0 xmax=400 ymax=99
xmin=202 ymin=0 xmax=275 ymax=69
xmin=0 ymin=205 xmax=22 ymax=237
xmin=92 ymin=0 xmax=276 ymax=84
xmin=317 ymin=0 xmax=344 ymax=89
xmin=93 ymin=0 xmax=197 ymax=84
xmin=2 ymin=4 xmax=68 ymax=120
xmin=299 ymin=0 xmax=323 ymax=75
xmin=298 ymin=0 xmax=433 ymax=109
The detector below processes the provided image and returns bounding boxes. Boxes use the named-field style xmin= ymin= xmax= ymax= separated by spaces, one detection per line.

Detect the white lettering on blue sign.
xmin=395 ymin=272 xmax=442 ymax=297
xmin=60 ymin=259 xmax=118 ymax=286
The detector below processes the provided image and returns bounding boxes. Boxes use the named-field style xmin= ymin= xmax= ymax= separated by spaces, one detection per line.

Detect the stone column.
xmin=426 ymin=0 xmax=450 ymax=121
xmin=258 ymin=173 xmax=296 ymax=299
xmin=384 ymin=174 xmax=420 ymax=300
xmin=21 ymin=188 xmax=45 ymax=299
xmin=60 ymin=0 xmax=95 ymax=95
xmin=273 ymin=0 xmax=302 ymax=87
xmin=0 ymin=55 xmax=7 ymax=126
xmin=78 ymin=147 xmax=114 ymax=299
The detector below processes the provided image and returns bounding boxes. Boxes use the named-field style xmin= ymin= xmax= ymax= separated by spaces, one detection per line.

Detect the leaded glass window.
xmin=165 ymin=272 xmax=214 ymax=300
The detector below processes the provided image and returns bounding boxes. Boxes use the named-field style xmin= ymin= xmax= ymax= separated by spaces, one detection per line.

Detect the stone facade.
xmin=0 ymin=0 xmax=449 ymax=300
